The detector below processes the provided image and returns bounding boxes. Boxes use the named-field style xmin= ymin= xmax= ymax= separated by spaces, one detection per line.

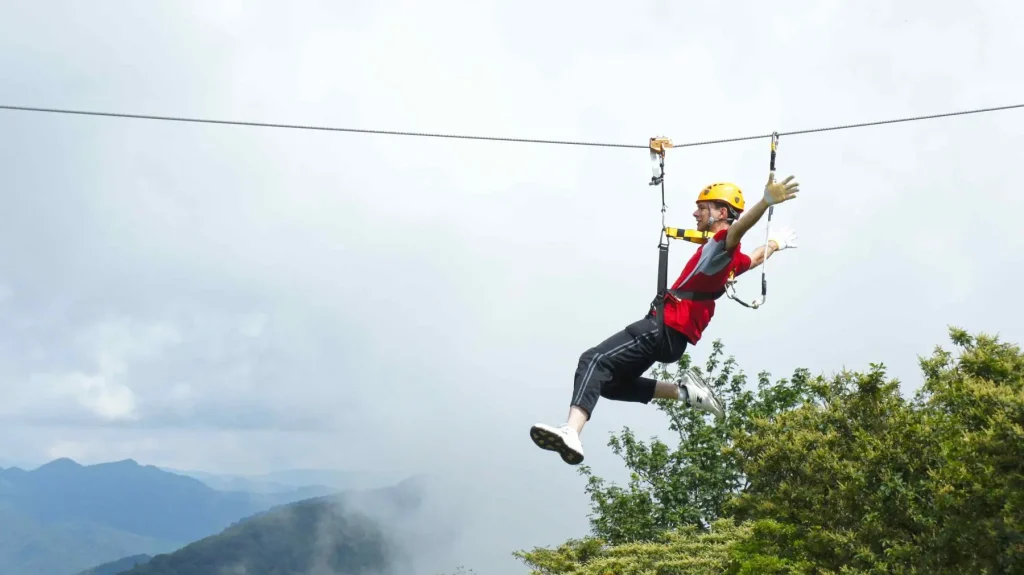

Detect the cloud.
xmin=3 ymin=311 xmax=360 ymax=432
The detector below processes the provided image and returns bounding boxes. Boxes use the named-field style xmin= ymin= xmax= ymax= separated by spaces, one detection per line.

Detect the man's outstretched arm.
xmin=746 ymin=242 xmax=777 ymax=270
xmin=725 ymin=172 xmax=800 ymax=251
xmin=725 ymin=198 xmax=770 ymax=251
xmin=739 ymin=227 xmax=798 ymax=274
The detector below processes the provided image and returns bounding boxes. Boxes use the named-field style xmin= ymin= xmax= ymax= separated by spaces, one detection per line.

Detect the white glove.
xmin=763 ymin=172 xmax=800 ymax=206
xmin=768 ymin=227 xmax=798 ymax=251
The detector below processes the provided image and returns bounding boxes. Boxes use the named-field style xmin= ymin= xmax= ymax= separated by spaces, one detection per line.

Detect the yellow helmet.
xmin=696 ymin=182 xmax=745 ymax=212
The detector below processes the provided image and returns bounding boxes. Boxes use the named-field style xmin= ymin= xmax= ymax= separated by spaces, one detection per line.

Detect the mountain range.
xmin=0 ymin=458 xmax=442 ymax=575
xmin=159 ymin=466 xmax=405 ymax=495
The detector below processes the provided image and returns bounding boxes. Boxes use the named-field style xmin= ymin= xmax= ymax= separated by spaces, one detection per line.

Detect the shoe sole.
xmin=529 ymin=425 xmax=584 ymax=465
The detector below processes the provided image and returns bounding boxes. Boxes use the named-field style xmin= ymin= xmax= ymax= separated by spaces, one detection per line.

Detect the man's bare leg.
xmin=655 ymin=370 xmax=725 ymax=420
xmin=565 ymin=406 xmax=589 ymax=434
xmin=653 ymin=380 xmax=683 ymax=399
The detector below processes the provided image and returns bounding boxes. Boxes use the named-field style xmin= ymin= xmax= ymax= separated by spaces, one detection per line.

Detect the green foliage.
xmin=514 ymin=518 xmax=751 ymax=574
xmin=914 ymin=329 xmax=1023 ymax=570
xmin=515 ymin=327 xmax=1024 ymax=575
xmin=727 ymin=364 xmax=934 ymax=573
xmin=729 ymin=327 xmax=1024 ymax=573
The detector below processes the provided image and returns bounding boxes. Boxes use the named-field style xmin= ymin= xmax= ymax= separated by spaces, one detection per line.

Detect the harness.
xmin=644 ymin=132 xmax=781 ymax=356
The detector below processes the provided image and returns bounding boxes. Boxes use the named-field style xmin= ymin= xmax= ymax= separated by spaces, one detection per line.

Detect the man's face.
xmin=693 ymin=201 xmax=717 ymax=231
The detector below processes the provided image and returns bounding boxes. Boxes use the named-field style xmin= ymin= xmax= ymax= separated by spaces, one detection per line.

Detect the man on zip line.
xmin=530 ymin=171 xmax=801 ymax=465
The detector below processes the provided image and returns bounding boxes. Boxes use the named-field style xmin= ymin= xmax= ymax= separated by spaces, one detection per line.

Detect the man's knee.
xmin=575 ymin=345 xmax=600 ymax=376
xmin=577 ymin=344 xmax=600 ymax=363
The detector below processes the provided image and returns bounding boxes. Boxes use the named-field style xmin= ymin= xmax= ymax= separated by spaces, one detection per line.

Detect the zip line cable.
xmin=0 ymin=104 xmax=642 ymax=149
xmin=1 ymin=102 xmax=1023 ymax=150
xmin=672 ymin=102 xmax=1024 ymax=148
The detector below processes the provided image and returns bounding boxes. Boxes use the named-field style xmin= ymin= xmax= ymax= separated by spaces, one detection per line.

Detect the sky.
xmin=2 ymin=0 xmax=1023 ymax=572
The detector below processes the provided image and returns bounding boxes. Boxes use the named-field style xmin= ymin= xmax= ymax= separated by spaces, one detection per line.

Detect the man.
xmin=530 ymin=171 xmax=801 ymax=465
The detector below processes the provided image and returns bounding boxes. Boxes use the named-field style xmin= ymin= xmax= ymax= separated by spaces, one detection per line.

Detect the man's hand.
xmin=725 ymin=172 xmax=802 ymax=251
xmin=746 ymin=226 xmax=798 ymax=270
xmin=763 ymin=172 xmax=800 ymax=206
xmin=768 ymin=226 xmax=798 ymax=251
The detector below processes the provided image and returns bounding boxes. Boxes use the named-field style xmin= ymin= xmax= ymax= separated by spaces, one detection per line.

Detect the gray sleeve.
xmin=676 ymin=236 xmax=734 ymax=286
xmin=695 ymin=237 xmax=734 ymax=275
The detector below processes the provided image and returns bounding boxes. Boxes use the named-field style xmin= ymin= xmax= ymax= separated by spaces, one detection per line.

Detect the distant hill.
xmin=117 ymin=497 xmax=393 ymax=575
xmin=116 ymin=476 xmax=461 ymax=575
xmin=0 ymin=507 xmax=173 ymax=575
xmin=0 ymin=458 xmax=344 ymax=575
xmin=75 ymin=554 xmax=152 ymax=575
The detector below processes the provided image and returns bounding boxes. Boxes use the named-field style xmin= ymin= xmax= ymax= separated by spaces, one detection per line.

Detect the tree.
xmin=515 ymin=327 xmax=1024 ymax=574
xmin=913 ymin=328 xmax=1023 ymax=571
xmin=727 ymin=363 xmax=936 ymax=572
xmin=728 ymin=327 xmax=1024 ymax=573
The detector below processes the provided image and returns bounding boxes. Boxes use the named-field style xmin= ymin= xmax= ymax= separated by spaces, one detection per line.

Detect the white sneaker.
xmin=529 ymin=423 xmax=585 ymax=465
xmin=679 ymin=368 xmax=725 ymax=421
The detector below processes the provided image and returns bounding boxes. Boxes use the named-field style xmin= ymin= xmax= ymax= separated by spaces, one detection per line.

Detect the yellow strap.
xmin=665 ymin=227 xmax=712 ymax=244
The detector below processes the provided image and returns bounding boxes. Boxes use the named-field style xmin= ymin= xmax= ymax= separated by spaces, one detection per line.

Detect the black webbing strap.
xmin=650 ymin=241 xmax=725 ymax=326
xmin=646 ymin=135 xmax=725 ymax=360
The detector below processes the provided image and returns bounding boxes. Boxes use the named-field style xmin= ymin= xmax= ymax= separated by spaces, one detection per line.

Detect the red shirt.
xmin=662 ymin=228 xmax=752 ymax=344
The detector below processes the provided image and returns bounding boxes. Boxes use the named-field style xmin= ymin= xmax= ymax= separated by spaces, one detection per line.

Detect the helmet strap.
xmin=706 ymin=202 xmax=732 ymax=228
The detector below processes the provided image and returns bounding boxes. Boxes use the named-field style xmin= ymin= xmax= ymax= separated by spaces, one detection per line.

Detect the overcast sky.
xmin=2 ymin=0 xmax=1023 ymax=572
